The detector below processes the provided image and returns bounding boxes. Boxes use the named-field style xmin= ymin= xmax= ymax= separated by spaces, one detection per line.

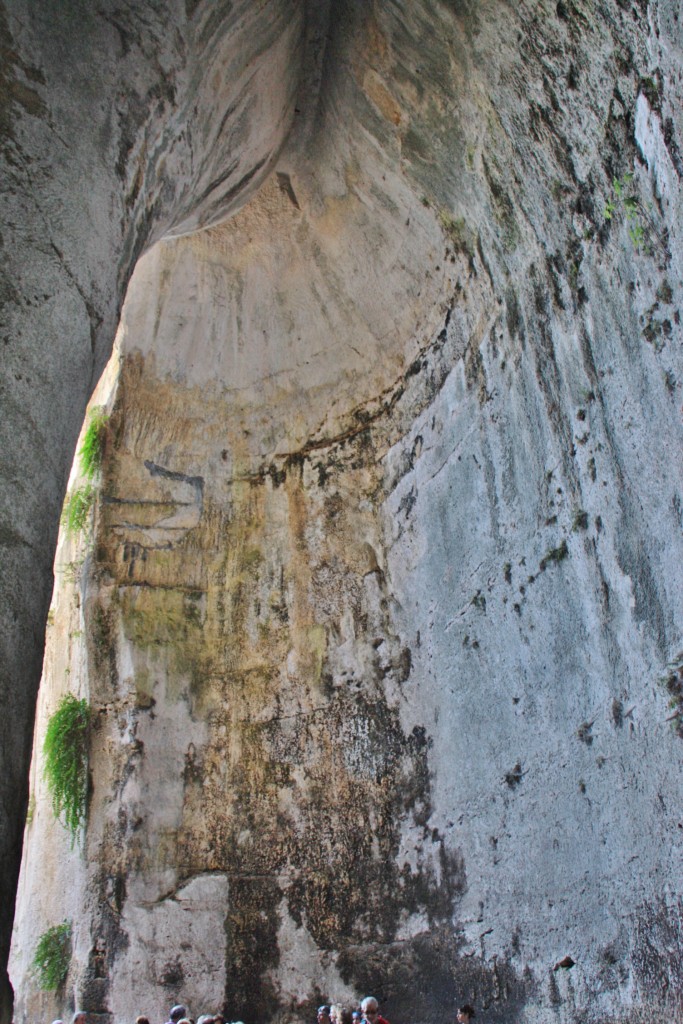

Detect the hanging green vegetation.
xmin=32 ymin=921 xmax=72 ymax=990
xmin=60 ymin=483 xmax=95 ymax=539
xmin=59 ymin=406 xmax=108 ymax=541
xmin=43 ymin=694 xmax=91 ymax=842
xmin=78 ymin=406 xmax=108 ymax=480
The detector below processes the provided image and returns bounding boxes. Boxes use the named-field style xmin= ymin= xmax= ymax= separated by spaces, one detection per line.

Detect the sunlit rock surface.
xmin=5 ymin=1 xmax=683 ymax=1023
xmin=0 ymin=1 xmax=306 ymax=1016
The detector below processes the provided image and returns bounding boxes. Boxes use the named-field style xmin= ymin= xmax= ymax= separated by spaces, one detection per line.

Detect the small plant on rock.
xmin=32 ymin=921 xmax=71 ymax=990
xmin=60 ymin=558 xmax=85 ymax=587
xmin=43 ymin=693 xmax=91 ymax=842
xmin=78 ymin=406 xmax=108 ymax=480
xmin=60 ymin=406 xmax=109 ymax=540
xmin=25 ymin=792 xmax=36 ymax=827
xmin=604 ymin=174 xmax=668 ymax=259
xmin=539 ymin=540 xmax=569 ymax=571
xmin=60 ymin=484 xmax=95 ymax=539
xmin=438 ymin=209 xmax=473 ymax=256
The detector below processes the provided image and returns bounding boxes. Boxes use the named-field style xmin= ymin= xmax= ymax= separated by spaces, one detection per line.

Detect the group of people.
xmin=316 ymin=996 xmax=477 ymax=1024
xmin=56 ymin=997 xmax=478 ymax=1024
xmin=161 ymin=1005 xmax=226 ymax=1024
xmin=316 ymin=995 xmax=388 ymax=1024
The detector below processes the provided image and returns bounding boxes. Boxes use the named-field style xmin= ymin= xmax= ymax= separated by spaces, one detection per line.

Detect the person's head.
xmin=456 ymin=1007 xmax=475 ymax=1023
xmin=331 ymin=1007 xmax=352 ymax=1024
xmin=170 ymin=1008 xmax=187 ymax=1024
xmin=318 ymin=1006 xmax=331 ymax=1024
xmin=214 ymin=1015 xmax=225 ymax=1024
xmin=361 ymin=998 xmax=379 ymax=1022
xmin=197 ymin=1016 xmax=215 ymax=1024
xmin=136 ymin=1016 xmax=150 ymax=1024
xmin=72 ymin=1012 xmax=86 ymax=1024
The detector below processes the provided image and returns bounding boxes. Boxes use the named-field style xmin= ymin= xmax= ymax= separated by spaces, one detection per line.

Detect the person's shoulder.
xmin=378 ymin=1015 xmax=390 ymax=1024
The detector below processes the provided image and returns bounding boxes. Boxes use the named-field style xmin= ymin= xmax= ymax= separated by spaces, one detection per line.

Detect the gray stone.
xmin=3 ymin=1 xmax=683 ymax=1023
xmin=0 ymin=0 xmax=306 ymax=1017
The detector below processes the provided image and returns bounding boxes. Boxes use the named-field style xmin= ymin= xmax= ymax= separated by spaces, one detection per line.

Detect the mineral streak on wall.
xmin=5 ymin=1 xmax=683 ymax=1024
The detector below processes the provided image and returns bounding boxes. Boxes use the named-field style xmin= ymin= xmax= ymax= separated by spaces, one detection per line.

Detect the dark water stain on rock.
xmin=337 ymin=927 xmax=532 ymax=1023
xmin=223 ymin=876 xmax=282 ymax=1023
xmin=631 ymin=895 xmax=683 ymax=1013
xmin=79 ymin=832 xmax=130 ymax=1017
xmin=278 ymin=695 xmax=464 ymax=951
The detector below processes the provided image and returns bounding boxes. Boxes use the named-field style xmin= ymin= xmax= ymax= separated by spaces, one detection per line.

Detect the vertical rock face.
xmin=5 ymin=1 xmax=683 ymax=1023
xmin=0 ymin=1 xmax=306 ymax=1016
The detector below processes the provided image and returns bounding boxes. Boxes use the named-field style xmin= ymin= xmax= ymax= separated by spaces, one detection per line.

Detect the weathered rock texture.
xmin=0 ymin=0 xmax=309 ymax=1017
xmin=4 ymin=1 xmax=683 ymax=1024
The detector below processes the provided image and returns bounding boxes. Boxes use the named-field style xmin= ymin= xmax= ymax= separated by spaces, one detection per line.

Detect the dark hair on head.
xmin=136 ymin=1017 xmax=150 ymax=1024
xmin=458 ymin=1008 xmax=475 ymax=1019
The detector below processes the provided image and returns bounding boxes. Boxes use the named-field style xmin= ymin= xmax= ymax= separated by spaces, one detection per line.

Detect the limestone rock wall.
xmin=0 ymin=1 xmax=307 ymax=1015
xmin=7 ymin=1 xmax=683 ymax=1023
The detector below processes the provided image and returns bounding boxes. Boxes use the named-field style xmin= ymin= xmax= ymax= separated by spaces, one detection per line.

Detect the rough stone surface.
xmin=0 ymin=1 xmax=307 ymax=1016
xmin=4 ymin=2 xmax=683 ymax=1024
